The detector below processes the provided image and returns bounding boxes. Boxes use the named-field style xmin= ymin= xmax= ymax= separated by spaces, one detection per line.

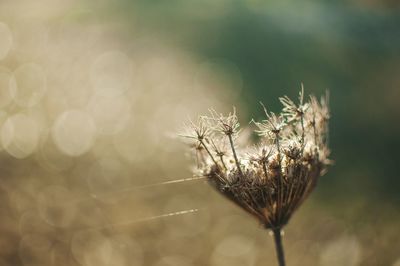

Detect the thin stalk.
xmin=227 ymin=134 xmax=243 ymax=177
xmin=199 ymin=139 xmax=219 ymax=168
xmin=275 ymin=135 xmax=281 ymax=167
xmin=272 ymin=228 xmax=286 ymax=266
xmin=311 ymin=113 xmax=320 ymax=159
xmin=275 ymin=135 xmax=283 ymax=222
xmin=300 ymin=114 xmax=306 ymax=156
xmin=312 ymin=112 xmax=318 ymax=146
xmin=218 ymin=155 xmax=227 ymax=170
xmin=300 ymin=115 xmax=305 ymax=145
xmin=209 ymin=138 xmax=227 ymax=170
xmin=262 ymin=161 xmax=268 ymax=179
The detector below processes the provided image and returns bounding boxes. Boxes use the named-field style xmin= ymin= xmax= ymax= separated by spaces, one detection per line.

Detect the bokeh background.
xmin=0 ymin=0 xmax=399 ymax=265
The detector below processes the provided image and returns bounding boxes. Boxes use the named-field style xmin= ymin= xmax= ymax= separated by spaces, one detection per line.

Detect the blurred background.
xmin=0 ymin=0 xmax=399 ymax=265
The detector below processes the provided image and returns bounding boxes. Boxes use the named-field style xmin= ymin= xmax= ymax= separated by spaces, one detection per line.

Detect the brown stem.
xmin=300 ymin=115 xmax=305 ymax=152
xmin=275 ymin=135 xmax=284 ymax=222
xmin=227 ymin=134 xmax=243 ymax=177
xmin=312 ymin=112 xmax=318 ymax=146
xmin=262 ymin=161 xmax=268 ymax=179
xmin=272 ymin=228 xmax=286 ymax=266
xmin=275 ymin=135 xmax=281 ymax=168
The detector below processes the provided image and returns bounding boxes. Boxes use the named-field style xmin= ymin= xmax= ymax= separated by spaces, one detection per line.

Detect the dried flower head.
xmin=279 ymin=84 xmax=309 ymax=122
xmin=253 ymin=108 xmax=286 ymax=141
xmin=207 ymin=108 xmax=241 ymax=136
xmin=180 ymin=88 xmax=331 ymax=231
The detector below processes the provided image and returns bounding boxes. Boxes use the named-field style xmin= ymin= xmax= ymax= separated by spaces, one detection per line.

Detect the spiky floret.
xmin=180 ymin=88 xmax=331 ymax=230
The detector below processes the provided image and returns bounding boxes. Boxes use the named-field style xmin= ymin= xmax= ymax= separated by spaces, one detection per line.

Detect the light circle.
xmin=52 ymin=110 xmax=97 ymax=156
xmin=1 ymin=113 xmax=40 ymax=159
xmin=9 ymin=63 xmax=47 ymax=107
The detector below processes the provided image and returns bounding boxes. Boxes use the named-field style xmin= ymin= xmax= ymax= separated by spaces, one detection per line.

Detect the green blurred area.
xmin=101 ymin=0 xmax=400 ymax=204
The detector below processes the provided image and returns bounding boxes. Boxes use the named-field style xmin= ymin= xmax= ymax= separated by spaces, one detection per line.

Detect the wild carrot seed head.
xmin=180 ymin=87 xmax=331 ymax=230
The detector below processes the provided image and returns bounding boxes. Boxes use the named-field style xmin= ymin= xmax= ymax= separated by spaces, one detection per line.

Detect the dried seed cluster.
xmin=181 ymin=87 xmax=331 ymax=230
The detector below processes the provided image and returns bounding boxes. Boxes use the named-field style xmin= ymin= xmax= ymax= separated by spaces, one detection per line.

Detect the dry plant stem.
xmin=275 ymin=135 xmax=281 ymax=167
xmin=228 ymin=134 xmax=243 ymax=177
xmin=272 ymin=228 xmax=286 ymax=266
xmin=218 ymin=155 xmax=228 ymax=170
xmin=199 ymin=139 xmax=219 ymax=167
xmin=312 ymin=113 xmax=318 ymax=146
xmin=300 ymin=115 xmax=305 ymax=145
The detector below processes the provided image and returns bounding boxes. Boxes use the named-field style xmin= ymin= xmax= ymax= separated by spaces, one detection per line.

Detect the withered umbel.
xmin=180 ymin=87 xmax=331 ymax=266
